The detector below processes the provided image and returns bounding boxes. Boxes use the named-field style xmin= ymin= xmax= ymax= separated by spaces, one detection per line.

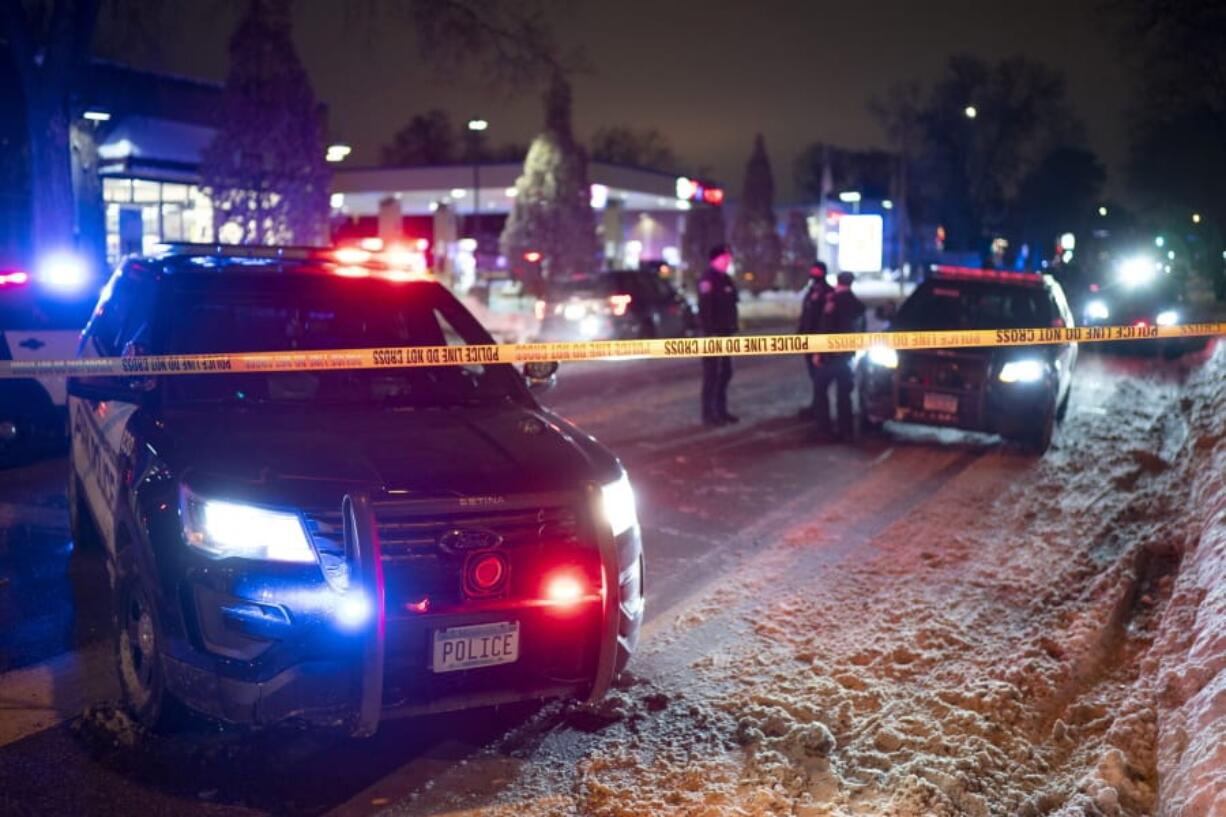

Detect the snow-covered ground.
xmin=383 ymin=343 xmax=1225 ymax=817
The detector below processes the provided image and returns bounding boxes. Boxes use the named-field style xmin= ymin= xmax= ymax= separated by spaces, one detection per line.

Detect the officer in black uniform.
xmin=698 ymin=244 xmax=739 ymax=426
xmin=796 ymin=261 xmax=834 ymax=418
xmin=811 ymin=271 xmax=866 ymax=440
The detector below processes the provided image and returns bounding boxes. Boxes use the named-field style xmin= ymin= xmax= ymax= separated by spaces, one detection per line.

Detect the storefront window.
xmin=103 ymin=176 xmax=214 ymax=264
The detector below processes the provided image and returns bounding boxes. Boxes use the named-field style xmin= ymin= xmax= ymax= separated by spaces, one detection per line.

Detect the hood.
xmin=157 ymin=402 xmax=615 ymax=502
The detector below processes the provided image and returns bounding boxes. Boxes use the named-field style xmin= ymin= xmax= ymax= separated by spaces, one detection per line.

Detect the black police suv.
xmin=67 ymin=246 xmax=644 ymax=736
xmin=535 ymin=270 xmax=696 ymax=341
xmin=858 ymin=267 xmax=1077 ymax=454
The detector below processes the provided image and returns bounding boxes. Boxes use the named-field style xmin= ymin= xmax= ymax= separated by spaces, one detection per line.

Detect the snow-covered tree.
xmin=730 ymin=134 xmax=781 ymax=292
xmin=201 ymin=0 xmax=330 ymax=246
xmin=781 ymin=209 xmax=817 ymax=290
xmin=499 ymin=73 xmax=599 ymax=291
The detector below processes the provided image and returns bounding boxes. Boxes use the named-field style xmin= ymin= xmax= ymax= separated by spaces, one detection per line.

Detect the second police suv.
xmin=857 ymin=266 xmax=1078 ymax=454
xmin=67 ymin=245 xmax=644 ymax=736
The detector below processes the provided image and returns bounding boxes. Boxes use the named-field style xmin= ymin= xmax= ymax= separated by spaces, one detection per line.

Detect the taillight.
xmin=465 ymin=553 xmax=509 ymax=597
xmin=608 ymin=293 xmax=633 ymax=316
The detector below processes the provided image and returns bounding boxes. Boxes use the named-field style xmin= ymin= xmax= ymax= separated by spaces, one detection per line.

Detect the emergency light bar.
xmin=931 ymin=266 xmax=1045 ymax=286
xmin=0 ymin=271 xmax=29 ymax=287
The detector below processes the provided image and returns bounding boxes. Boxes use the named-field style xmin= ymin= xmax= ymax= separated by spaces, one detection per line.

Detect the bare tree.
xmin=590 ymin=126 xmax=677 ymax=171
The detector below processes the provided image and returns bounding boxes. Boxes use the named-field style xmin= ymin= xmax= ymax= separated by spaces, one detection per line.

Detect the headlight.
xmin=998 ymin=359 xmax=1046 ymax=384
xmin=600 ymin=473 xmax=638 ymax=538
xmin=1155 ymin=310 xmax=1178 ymax=326
xmin=1117 ymin=256 xmax=1158 ymax=288
xmin=181 ymin=489 xmax=316 ymax=563
xmin=866 ymin=346 xmax=899 ymax=369
xmin=1084 ymin=299 xmax=1109 ymax=321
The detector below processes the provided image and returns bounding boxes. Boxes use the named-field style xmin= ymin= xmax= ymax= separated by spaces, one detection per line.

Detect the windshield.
xmin=163 ymin=277 xmax=520 ymax=407
xmin=896 ymin=280 xmax=1055 ymax=331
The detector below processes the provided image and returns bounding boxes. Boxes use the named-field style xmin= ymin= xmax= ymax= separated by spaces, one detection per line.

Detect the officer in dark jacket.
xmin=811 ymin=271 xmax=866 ymax=440
xmin=698 ymin=244 xmax=739 ymax=425
xmin=796 ymin=261 xmax=834 ymax=418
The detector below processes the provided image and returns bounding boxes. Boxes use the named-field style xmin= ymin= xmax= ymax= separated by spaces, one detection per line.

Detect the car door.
xmin=70 ymin=266 xmax=154 ymax=556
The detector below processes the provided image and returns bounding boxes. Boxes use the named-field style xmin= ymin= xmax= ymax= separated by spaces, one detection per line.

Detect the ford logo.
xmin=438 ymin=527 xmax=503 ymax=553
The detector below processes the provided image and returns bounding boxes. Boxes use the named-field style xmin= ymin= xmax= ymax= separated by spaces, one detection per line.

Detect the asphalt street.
xmin=0 ymin=346 xmax=1175 ymax=816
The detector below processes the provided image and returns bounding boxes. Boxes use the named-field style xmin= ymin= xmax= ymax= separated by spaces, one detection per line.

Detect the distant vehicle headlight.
xmin=601 ymin=473 xmax=639 ymax=538
xmin=1117 ymin=256 xmax=1159 ymax=288
xmin=999 ymin=359 xmax=1047 ymax=384
xmin=866 ymin=346 xmax=899 ymax=369
xmin=1155 ymin=310 xmax=1179 ymax=326
xmin=563 ymin=302 xmax=587 ymax=321
xmin=1084 ymin=299 xmax=1109 ymax=321
xmin=181 ymin=489 xmax=316 ymax=563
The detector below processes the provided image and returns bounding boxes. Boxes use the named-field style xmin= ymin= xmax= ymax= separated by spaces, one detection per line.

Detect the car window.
xmin=83 ymin=266 xmax=154 ymax=356
xmin=897 ymin=281 xmax=1055 ymax=331
xmin=163 ymin=277 xmax=520 ymax=408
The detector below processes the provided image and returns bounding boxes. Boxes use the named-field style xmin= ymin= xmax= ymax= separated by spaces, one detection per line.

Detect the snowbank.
xmin=1149 ymin=343 xmax=1226 ymax=816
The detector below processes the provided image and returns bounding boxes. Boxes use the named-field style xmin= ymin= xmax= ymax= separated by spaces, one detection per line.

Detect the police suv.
xmin=67 ymin=245 xmax=644 ymax=736
xmin=0 ymin=259 xmax=98 ymax=464
xmin=857 ymin=266 xmax=1077 ymax=454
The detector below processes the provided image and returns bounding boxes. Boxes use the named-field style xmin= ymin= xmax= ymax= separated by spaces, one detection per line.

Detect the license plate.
xmin=923 ymin=392 xmax=958 ymax=414
xmin=431 ymin=621 xmax=520 ymax=673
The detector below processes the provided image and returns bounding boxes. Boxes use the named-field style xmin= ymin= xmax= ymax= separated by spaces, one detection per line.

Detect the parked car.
xmin=858 ymin=266 xmax=1078 ymax=454
xmin=535 ymin=270 xmax=695 ymax=341
xmin=68 ymin=245 xmax=644 ymax=736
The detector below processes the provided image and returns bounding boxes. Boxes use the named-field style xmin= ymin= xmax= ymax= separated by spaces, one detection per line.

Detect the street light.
xmin=964 ymin=105 xmax=977 ymax=119
xmin=325 ymin=143 xmax=351 ymax=163
xmin=1192 ymin=212 xmax=1202 ymax=224
xmin=466 ymin=118 xmax=487 ymax=256
xmin=1098 ymin=205 xmax=1108 ymax=217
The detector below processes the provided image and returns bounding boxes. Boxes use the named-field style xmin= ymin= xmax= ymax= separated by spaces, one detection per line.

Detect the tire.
xmin=68 ymin=473 xmax=104 ymax=554
xmin=1055 ymin=390 xmax=1070 ymax=422
xmin=113 ymin=552 xmax=182 ymax=733
xmin=1021 ymin=408 xmax=1055 ymax=455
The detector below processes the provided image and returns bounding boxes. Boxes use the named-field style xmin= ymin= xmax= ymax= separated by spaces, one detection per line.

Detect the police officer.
xmin=811 ymin=271 xmax=866 ymax=441
xmin=796 ymin=261 xmax=834 ymax=419
xmin=698 ymin=244 xmax=739 ymax=426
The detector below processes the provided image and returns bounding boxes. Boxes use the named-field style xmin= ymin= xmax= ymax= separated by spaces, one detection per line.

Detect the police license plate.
xmin=923 ymin=392 xmax=959 ymax=414
xmin=431 ymin=621 xmax=520 ymax=673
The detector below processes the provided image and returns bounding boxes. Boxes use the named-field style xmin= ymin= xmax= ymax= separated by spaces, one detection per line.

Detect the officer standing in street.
xmin=810 ymin=271 xmax=866 ymax=441
xmin=698 ymin=244 xmax=739 ymax=426
xmin=796 ymin=261 xmax=834 ymax=419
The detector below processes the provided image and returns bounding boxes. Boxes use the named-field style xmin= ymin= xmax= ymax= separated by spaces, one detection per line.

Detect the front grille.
xmin=899 ymin=352 xmax=989 ymax=391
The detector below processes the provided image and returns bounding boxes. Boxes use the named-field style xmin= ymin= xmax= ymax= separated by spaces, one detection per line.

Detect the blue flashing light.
xmin=336 ymin=592 xmax=373 ymax=630
xmin=37 ymin=251 xmax=90 ymax=295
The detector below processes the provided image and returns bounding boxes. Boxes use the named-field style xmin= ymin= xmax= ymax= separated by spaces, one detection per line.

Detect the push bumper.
xmin=165 ymin=489 xmax=642 ymax=736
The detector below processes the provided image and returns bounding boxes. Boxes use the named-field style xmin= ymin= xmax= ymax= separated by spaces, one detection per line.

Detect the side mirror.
xmin=523 ymin=360 xmax=559 ymax=392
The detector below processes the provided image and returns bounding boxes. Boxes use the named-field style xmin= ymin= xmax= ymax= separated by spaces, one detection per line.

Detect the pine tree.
xmin=780 ymin=209 xmax=817 ymax=290
xmin=499 ymin=73 xmax=599 ymax=292
xmin=201 ymin=0 xmax=330 ymax=246
xmin=730 ymin=134 xmax=782 ymax=292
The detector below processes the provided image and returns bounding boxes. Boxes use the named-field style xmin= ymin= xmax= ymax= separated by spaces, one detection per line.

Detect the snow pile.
xmin=1147 ymin=343 xmax=1226 ymax=816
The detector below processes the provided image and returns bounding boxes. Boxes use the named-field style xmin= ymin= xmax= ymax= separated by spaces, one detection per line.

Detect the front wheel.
xmin=1019 ymin=407 xmax=1055 ymax=455
xmin=113 ymin=559 xmax=182 ymax=732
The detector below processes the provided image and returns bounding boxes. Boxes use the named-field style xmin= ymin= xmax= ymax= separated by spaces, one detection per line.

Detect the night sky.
xmin=96 ymin=0 xmax=1136 ymax=201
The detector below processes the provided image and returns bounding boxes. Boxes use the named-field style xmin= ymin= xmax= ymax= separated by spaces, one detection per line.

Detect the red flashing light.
xmin=544 ymin=573 xmax=584 ymax=605
xmin=608 ymin=293 xmax=633 ymax=316
xmin=702 ymin=188 xmax=725 ymax=205
xmin=415 ymin=238 xmax=430 ymax=251
xmin=0 ymin=271 xmax=29 ymax=286
xmin=334 ymin=265 xmax=371 ymax=278
xmin=358 ymin=237 xmax=384 ymax=252
xmin=524 ymin=251 xmax=542 ymax=263
xmin=1134 ymin=319 xmax=1149 ymax=328
xmin=932 ymin=266 xmax=1044 ymax=286
xmin=466 ymin=553 xmax=508 ymax=596
xmin=335 ymin=247 xmax=371 ymax=265
xmin=405 ymin=597 xmax=430 ymax=614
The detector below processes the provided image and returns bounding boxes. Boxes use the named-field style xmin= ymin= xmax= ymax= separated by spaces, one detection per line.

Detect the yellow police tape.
xmin=2 ymin=322 xmax=1223 ymax=379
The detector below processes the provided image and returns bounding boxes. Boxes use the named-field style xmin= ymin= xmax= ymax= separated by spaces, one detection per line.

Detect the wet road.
xmin=0 ymin=345 xmax=1189 ymax=816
